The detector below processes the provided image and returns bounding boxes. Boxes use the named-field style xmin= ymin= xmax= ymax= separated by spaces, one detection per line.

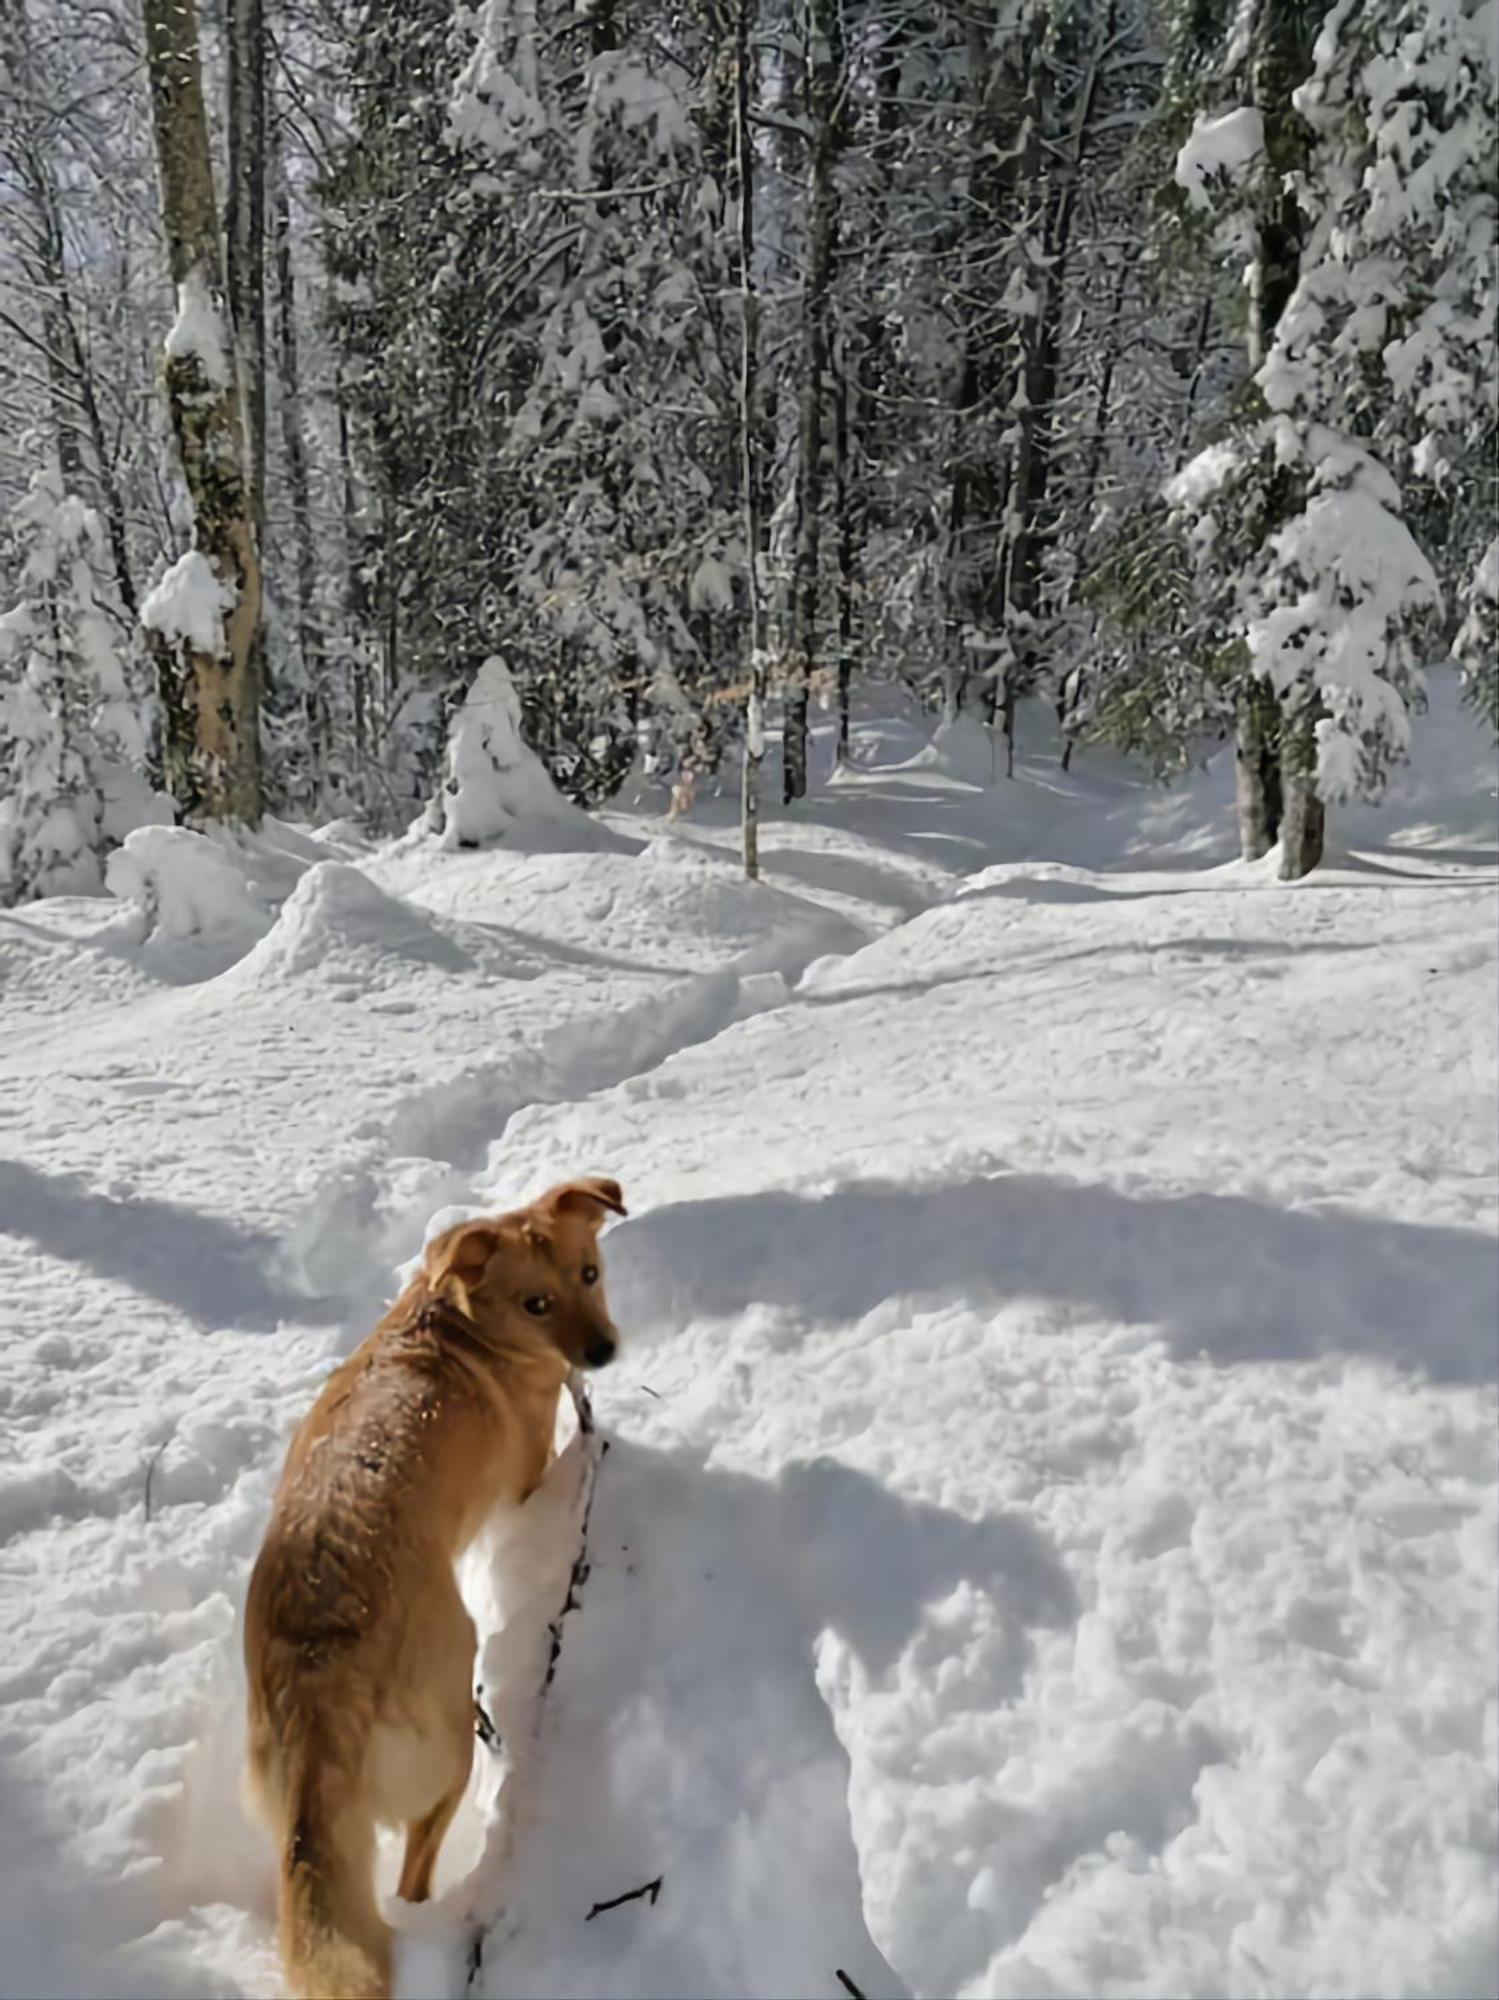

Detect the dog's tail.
xmin=276 ymin=1714 xmax=388 ymax=2000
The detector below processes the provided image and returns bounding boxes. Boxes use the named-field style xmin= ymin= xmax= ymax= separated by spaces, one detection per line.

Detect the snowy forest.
xmin=1 ymin=0 xmax=1495 ymax=893
xmin=2 ymin=5 xmax=1498 ymax=2000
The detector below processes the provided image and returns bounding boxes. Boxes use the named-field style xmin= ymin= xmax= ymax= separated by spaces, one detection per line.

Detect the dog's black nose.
xmin=584 ymin=1336 xmax=617 ymax=1368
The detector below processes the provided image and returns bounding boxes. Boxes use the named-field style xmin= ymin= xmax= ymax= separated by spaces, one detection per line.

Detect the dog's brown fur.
xmin=243 ymin=1177 xmax=626 ymax=2000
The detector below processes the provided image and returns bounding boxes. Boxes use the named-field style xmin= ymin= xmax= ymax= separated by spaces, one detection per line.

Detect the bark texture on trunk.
xmin=227 ymin=0 xmax=268 ymax=715
xmin=782 ymin=0 xmax=839 ymax=805
xmin=1235 ymin=680 xmax=1282 ymax=861
xmin=1277 ymin=700 xmax=1325 ymax=879
xmin=141 ymin=0 xmax=262 ymax=823
xmin=274 ymin=169 xmax=322 ymax=756
xmin=1244 ymin=0 xmax=1325 ymax=874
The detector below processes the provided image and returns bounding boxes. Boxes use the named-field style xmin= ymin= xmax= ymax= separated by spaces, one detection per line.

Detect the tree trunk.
xmin=833 ymin=357 xmax=856 ymax=763
xmin=1278 ymin=699 xmax=1325 ymax=879
xmin=782 ymin=0 xmax=840 ymax=805
xmin=227 ymin=0 xmax=268 ymax=722
xmin=1235 ymin=680 xmax=1282 ymax=861
xmin=734 ymin=0 xmax=766 ymax=878
xmin=140 ymin=0 xmax=262 ymax=823
xmin=1246 ymin=0 xmax=1325 ymax=874
xmin=274 ymin=165 xmax=323 ymax=765
xmin=943 ymin=20 xmax=1010 ymax=724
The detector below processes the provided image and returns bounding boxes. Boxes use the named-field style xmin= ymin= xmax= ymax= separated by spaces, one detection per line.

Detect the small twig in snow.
xmin=142 ymin=1434 xmax=173 ymax=1522
xmin=465 ymin=1928 xmax=484 ymax=1990
xmin=835 ymin=1972 xmax=868 ymax=2000
xmin=584 ymin=1875 xmax=663 ymax=1922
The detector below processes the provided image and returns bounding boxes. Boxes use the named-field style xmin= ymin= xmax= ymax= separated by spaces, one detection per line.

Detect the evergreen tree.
xmin=0 ymin=468 xmax=160 ymax=902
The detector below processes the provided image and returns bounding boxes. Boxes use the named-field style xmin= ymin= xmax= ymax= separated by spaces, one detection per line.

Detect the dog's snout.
xmin=584 ymin=1335 xmax=617 ymax=1369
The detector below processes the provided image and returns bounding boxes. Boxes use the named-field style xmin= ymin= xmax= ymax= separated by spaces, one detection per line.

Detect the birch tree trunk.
xmin=140 ymin=0 xmax=262 ymax=823
xmin=782 ymin=0 xmax=839 ymax=805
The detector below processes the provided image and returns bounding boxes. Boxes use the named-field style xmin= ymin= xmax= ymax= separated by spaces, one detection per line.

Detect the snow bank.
xmin=103 ymin=818 xmax=351 ymax=954
xmin=378 ymin=826 xmax=867 ymax=983
xmin=434 ymin=655 xmax=618 ymax=853
xmin=893 ymin=712 xmax=998 ymax=784
xmin=104 ymin=825 xmax=273 ymax=941
xmin=232 ymin=860 xmax=475 ymax=983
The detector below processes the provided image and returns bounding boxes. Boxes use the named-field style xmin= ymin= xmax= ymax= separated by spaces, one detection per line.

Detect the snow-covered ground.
xmin=1 ymin=680 xmax=1495 ymax=2000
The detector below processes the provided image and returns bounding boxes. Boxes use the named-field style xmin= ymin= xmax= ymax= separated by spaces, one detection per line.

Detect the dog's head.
xmin=422 ymin=1177 xmax=627 ymax=1371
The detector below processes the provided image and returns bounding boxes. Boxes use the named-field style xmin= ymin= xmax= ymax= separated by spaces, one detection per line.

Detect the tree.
xmin=1166 ymin=0 xmax=1495 ymax=877
xmin=140 ymin=0 xmax=263 ymax=822
xmin=0 ymin=468 xmax=160 ymax=902
xmin=781 ymin=0 xmax=843 ymax=803
xmin=735 ymin=0 xmax=768 ymax=876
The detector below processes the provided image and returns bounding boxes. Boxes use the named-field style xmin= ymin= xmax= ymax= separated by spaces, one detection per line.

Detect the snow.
xmin=163 ymin=268 xmax=232 ymax=392
xmin=0 ymin=680 xmax=1495 ymax=2000
xmin=1173 ymin=109 xmax=1265 ymax=211
xmin=432 ymin=654 xmax=620 ymax=853
xmin=139 ymin=551 xmax=237 ymax=658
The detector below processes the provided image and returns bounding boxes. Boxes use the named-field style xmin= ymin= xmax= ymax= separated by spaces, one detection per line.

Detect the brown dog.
xmin=243 ymin=1176 xmax=626 ymax=1999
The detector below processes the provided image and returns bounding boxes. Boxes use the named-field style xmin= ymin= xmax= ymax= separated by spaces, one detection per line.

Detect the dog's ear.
xmin=424 ymin=1217 xmax=502 ymax=1309
xmin=543 ymin=1176 xmax=628 ymax=1223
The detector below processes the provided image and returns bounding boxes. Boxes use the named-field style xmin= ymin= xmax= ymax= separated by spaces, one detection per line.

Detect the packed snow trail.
xmin=0 ymin=679 xmax=1494 ymax=1999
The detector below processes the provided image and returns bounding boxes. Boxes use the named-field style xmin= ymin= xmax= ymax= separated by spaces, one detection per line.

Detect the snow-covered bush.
xmin=0 ymin=469 xmax=166 ymax=904
xmin=104 ymin=824 xmax=271 ymax=939
xmin=432 ymin=655 xmax=611 ymax=850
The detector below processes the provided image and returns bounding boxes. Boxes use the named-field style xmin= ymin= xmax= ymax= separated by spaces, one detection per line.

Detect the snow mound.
xmin=105 ymin=825 xmax=273 ymax=941
xmin=231 ymin=861 xmax=475 ymax=984
xmin=375 ymin=827 xmax=867 ymax=983
xmin=892 ymin=712 xmax=998 ymax=784
xmin=433 ymin=656 xmax=625 ymax=853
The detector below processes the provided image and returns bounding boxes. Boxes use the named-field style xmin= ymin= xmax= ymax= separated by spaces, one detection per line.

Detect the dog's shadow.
xmin=460 ymin=1433 xmax=1077 ymax=2000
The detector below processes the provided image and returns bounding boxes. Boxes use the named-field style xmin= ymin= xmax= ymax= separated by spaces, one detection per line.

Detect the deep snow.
xmin=0 ymin=679 xmax=1494 ymax=2000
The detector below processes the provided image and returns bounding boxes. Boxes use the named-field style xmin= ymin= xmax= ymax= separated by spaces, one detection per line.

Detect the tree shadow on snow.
xmin=0 ymin=1157 xmax=337 ymax=1330
xmin=480 ymin=1440 xmax=1076 ymax=2000
xmin=608 ymin=1175 xmax=1498 ymax=1385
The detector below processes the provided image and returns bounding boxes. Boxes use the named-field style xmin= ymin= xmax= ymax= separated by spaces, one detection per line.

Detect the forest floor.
xmin=0 ymin=678 xmax=1495 ymax=2000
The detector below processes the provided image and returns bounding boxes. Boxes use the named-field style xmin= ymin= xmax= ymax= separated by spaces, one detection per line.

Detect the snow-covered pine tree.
xmin=447 ymin=0 xmax=743 ymax=802
xmin=318 ymin=0 xmax=523 ymax=825
xmin=1165 ymin=0 xmax=1496 ymax=876
xmin=0 ymin=467 xmax=161 ymax=903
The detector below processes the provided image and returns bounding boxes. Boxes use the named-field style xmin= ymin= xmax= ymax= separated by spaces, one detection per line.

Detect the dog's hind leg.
xmin=396 ymin=1771 xmax=467 ymax=1905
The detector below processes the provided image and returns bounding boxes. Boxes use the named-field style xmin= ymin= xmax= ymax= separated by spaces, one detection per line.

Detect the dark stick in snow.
xmin=141 ymin=1434 xmax=173 ymax=1522
xmin=584 ymin=1875 xmax=664 ymax=1922
xmin=835 ymin=1972 xmax=868 ymax=1999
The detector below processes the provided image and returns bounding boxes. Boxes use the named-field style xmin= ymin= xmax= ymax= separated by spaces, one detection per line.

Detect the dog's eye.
xmin=523 ymin=1295 xmax=551 ymax=1317
xmin=581 ymin=1263 xmax=599 ymax=1287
